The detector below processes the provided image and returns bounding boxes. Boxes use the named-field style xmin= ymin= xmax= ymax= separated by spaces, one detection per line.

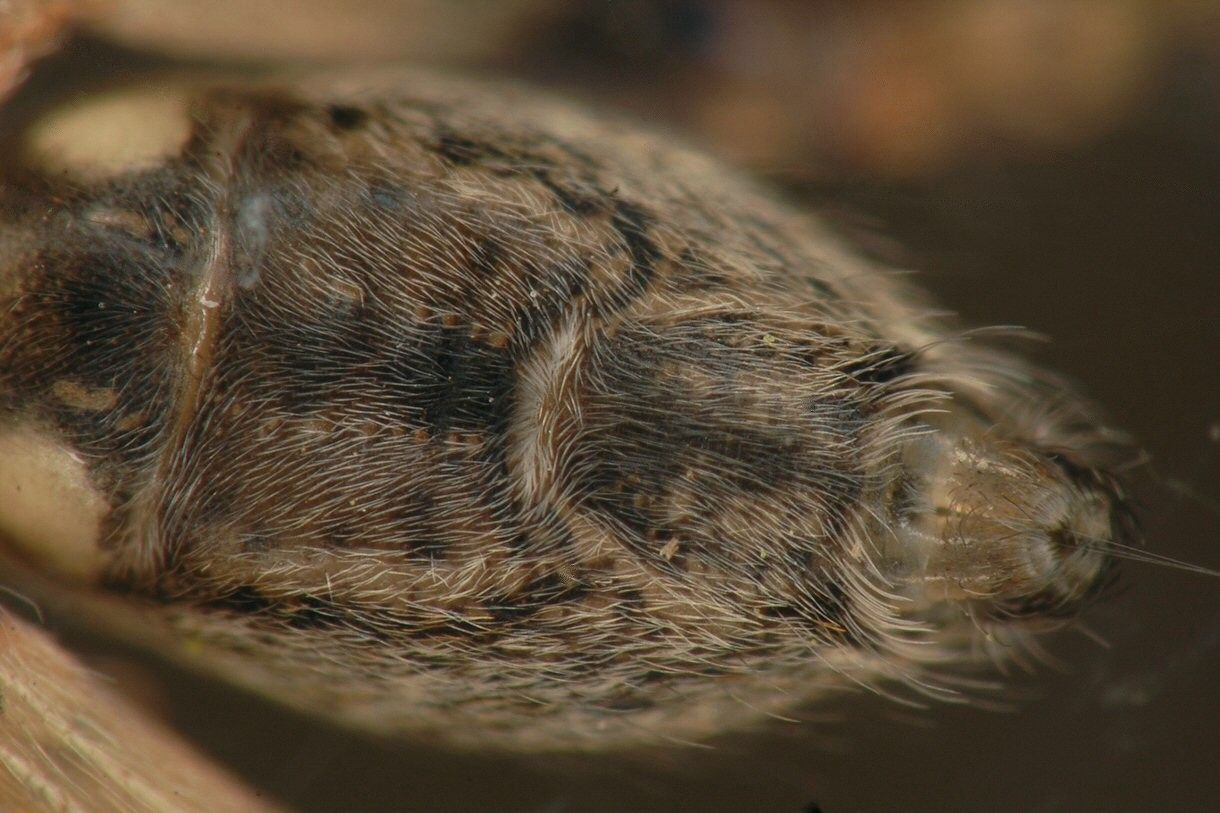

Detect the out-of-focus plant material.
xmin=0 ymin=607 xmax=285 ymax=812
xmin=81 ymin=0 xmax=540 ymax=62
xmin=0 ymin=0 xmax=95 ymax=100
xmin=71 ymin=0 xmax=1220 ymax=179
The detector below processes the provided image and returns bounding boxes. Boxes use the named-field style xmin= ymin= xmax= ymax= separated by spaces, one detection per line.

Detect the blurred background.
xmin=3 ymin=1 xmax=1219 ymax=811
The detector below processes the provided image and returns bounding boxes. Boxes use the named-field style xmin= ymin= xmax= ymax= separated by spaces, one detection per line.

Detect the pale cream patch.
xmin=0 ymin=425 xmax=110 ymax=582
xmin=25 ymin=86 xmax=193 ymax=180
xmin=51 ymin=379 xmax=118 ymax=412
xmin=84 ymin=206 xmax=155 ymax=240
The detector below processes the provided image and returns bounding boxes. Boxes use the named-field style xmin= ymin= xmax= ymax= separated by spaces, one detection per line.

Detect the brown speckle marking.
xmin=658 ymin=537 xmax=681 ymax=562
xmin=114 ymin=412 xmax=149 ymax=432
xmin=332 ymin=278 xmax=364 ymax=306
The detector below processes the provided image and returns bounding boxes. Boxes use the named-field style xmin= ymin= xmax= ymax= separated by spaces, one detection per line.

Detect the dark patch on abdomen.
xmin=389 ymin=321 xmax=517 ymax=434
xmin=763 ymin=578 xmax=861 ymax=646
xmin=599 ymin=200 xmax=661 ymax=317
xmin=0 ymin=236 xmax=184 ymax=472
xmin=431 ymin=130 xmax=512 ymax=166
xmin=241 ymin=286 xmax=516 ymax=436
xmin=327 ymin=104 xmax=369 ymax=131
xmin=199 ymin=588 xmax=393 ymax=642
xmin=841 ymin=345 xmax=916 ymax=386
xmin=485 ymin=573 xmax=588 ymax=624
xmin=194 ymin=581 xmax=596 ymax=648
xmin=571 ymin=318 xmax=873 ymax=581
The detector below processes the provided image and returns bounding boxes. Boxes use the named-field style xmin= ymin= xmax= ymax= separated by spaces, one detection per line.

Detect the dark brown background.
xmin=3 ymin=2 xmax=1217 ymax=811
